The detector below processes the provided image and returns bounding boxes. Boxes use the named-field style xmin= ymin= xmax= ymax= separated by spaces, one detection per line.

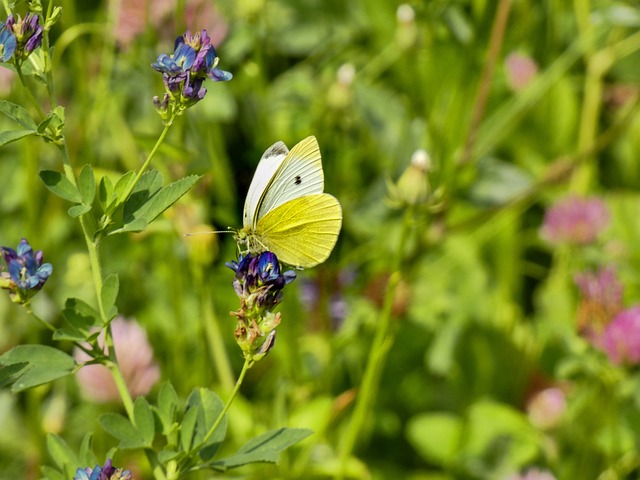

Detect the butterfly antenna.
xmin=184 ymin=228 xmax=234 ymax=237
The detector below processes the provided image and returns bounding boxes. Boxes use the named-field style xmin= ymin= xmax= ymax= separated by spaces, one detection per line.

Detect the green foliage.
xmin=2 ymin=0 xmax=640 ymax=479
xmin=0 ymin=345 xmax=76 ymax=392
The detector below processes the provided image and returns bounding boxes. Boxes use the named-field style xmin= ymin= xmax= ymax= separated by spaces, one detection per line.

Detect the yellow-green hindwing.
xmin=254 ymin=193 xmax=342 ymax=268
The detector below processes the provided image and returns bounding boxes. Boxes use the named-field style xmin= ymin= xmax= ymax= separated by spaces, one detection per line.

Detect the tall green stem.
xmin=458 ymin=0 xmax=512 ymax=166
xmin=119 ymin=122 xmax=173 ymax=202
xmin=14 ymin=64 xmax=45 ymax=119
xmin=199 ymin=357 xmax=253 ymax=448
xmin=571 ymin=0 xmax=599 ymax=193
xmin=56 ymin=139 xmax=137 ymax=419
xmin=336 ymin=209 xmax=414 ymax=479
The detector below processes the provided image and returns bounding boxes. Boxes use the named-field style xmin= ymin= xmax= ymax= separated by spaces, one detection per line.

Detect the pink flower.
xmin=74 ymin=317 xmax=161 ymax=402
xmin=575 ymin=266 xmax=623 ymax=337
xmin=600 ymin=307 xmax=640 ymax=365
xmin=504 ymin=468 xmax=557 ymax=480
xmin=504 ymin=52 xmax=538 ymax=92
xmin=526 ymin=387 xmax=567 ymax=430
xmin=541 ymin=196 xmax=610 ymax=245
xmin=114 ymin=0 xmax=228 ymax=49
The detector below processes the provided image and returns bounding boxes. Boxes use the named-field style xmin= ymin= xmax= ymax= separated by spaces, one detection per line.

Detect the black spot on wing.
xmin=294 ymin=175 xmax=302 ymax=185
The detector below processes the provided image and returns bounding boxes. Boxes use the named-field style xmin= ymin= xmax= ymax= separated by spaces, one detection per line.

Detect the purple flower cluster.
xmin=73 ymin=459 xmax=132 ymax=480
xmin=541 ymin=196 xmax=609 ymax=245
xmin=227 ymin=252 xmax=296 ymax=361
xmin=574 ymin=266 xmax=623 ymax=337
xmin=600 ymin=307 xmax=640 ymax=365
xmin=0 ymin=13 xmax=43 ymax=64
xmin=228 ymin=252 xmax=296 ymax=309
xmin=152 ymin=29 xmax=231 ymax=114
xmin=0 ymin=238 xmax=52 ymax=304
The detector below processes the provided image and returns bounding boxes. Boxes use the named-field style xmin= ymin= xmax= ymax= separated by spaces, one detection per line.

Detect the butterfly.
xmin=236 ymin=136 xmax=342 ymax=268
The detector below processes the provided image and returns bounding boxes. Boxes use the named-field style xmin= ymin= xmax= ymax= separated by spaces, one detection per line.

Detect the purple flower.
xmin=504 ymin=52 xmax=538 ymax=92
xmin=575 ymin=266 xmax=623 ymax=337
xmin=227 ymin=252 xmax=296 ymax=309
xmin=152 ymin=28 xmax=231 ymax=114
xmin=541 ymin=196 xmax=610 ymax=245
xmin=0 ymin=26 xmax=16 ymax=62
xmin=526 ymin=387 xmax=567 ymax=430
xmin=73 ymin=459 xmax=132 ymax=480
xmin=0 ymin=238 xmax=53 ymax=304
xmin=226 ymin=252 xmax=296 ymax=362
xmin=74 ymin=317 xmax=161 ymax=403
xmin=4 ymin=13 xmax=43 ymax=62
xmin=600 ymin=306 xmax=640 ymax=365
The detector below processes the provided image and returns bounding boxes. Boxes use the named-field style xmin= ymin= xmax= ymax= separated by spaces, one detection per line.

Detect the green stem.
xmin=570 ymin=0 xmax=600 ymax=193
xmin=56 ymin=140 xmax=137 ymax=419
xmin=458 ymin=0 xmax=512 ymax=166
xmin=44 ymin=0 xmax=56 ymax=109
xmin=336 ymin=209 xmax=414 ymax=479
xmin=107 ymin=359 xmax=135 ymax=420
xmin=199 ymin=357 xmax=252 ymax=448
xmin=14 ymin=64 xmax=46 ymax=119
xmin=25 ymin=303 xmax=56 ymax=332
xmin=119 ymin=122 xmax=173 ymax=202
xmin=145 ymin=451 xmax=168 ymax=480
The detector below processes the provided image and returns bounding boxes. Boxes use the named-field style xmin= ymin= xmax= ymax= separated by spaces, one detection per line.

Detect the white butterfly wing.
xmin=255 ymin=136 xmax=325 ymax=225
xmin=243 ymin=141 xmax=289 ymax=229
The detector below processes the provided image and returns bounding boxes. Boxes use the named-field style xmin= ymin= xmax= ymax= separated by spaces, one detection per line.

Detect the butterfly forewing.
xmin=257 ymin=193 xmax=342 ymax=268
xmin=254 ymin=136 xmax=325 ymax=226
xmin=243 ymin=141 xmax=289 ymax=229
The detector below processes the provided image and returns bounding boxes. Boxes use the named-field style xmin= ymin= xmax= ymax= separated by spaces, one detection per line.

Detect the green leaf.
xmin=53 ymin=298 xmax=100 ymax=342
xmin=214 ymin=428 xmax=313 ymax=469
xmin=46 ymin=434 xmax=79 ymax=471
xmin=406 ymin=413 xmax=463 ymax=466
xmin=40 ymin=170 xmax=82 ymax=203
xmin=180 ymin=404 xmax=199 ymax=452
xmin=0 ymin=99 xmax=38 ymax=129
xmin=0 ymin=362 xmax=28 ymax=388
xmin=157 ymin=382 xmax=179 ymax=434
xmin=98 ymin=175 xmax=115 ymax=212
xmin=113 ymin=170 xmax=136 ymax=203
xmin=113 ymin=217 xmax=148 ymax=234
xmin=101 ymin=274 xmax=119 ymax=320
xmin=157 ymin=449 xmax=181 ymax=464
xmin=0 ymin=129 xmax=37 ymax=146
xmin=78 ymin=433 xmax=98 ymax=467
xmin=37 ymin=114 xmax=53 ymax=134
xmin=463 ymin=400 xmax=539 ymax=469
xmin=134 ymin=174 xmax=201 ymax=224
xmin=68 ymin=204 xmax=91 ymax=218
xmin=0 ymin=345 xmax=76 ymax=392
xmin=468 ymin=157 xmax=533 ymax=206
xmin=114 ymin=173 xmax=200 ymax=234
xmin=78 ymin=164 xmax=96 ymax=206
xmin=99 ymin=413 xmax=147 ymax=450
xmin=134 ymin=397 xmax=155 ymax=447
xmin=187 ymin=387 xmax=226 ymax=456
xmin=40 ymin=466 xmax=66 ymax=480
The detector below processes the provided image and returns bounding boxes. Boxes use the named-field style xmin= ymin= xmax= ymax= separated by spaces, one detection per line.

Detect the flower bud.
xmin=388 ymin=149 xmax=432 ymax=207
xmin=226 ymin=252 xmax=295 ymax=363
xmin=396 ymin=4 xmax=417 ymax=49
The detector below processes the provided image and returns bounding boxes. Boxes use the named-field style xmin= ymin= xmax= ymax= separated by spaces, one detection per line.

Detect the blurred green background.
xmin=3 ymin=0 xmax=640 ymax=478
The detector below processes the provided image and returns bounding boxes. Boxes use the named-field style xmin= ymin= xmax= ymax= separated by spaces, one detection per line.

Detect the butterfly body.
xmin=238 ymin=136 xmax=342 ymax=268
